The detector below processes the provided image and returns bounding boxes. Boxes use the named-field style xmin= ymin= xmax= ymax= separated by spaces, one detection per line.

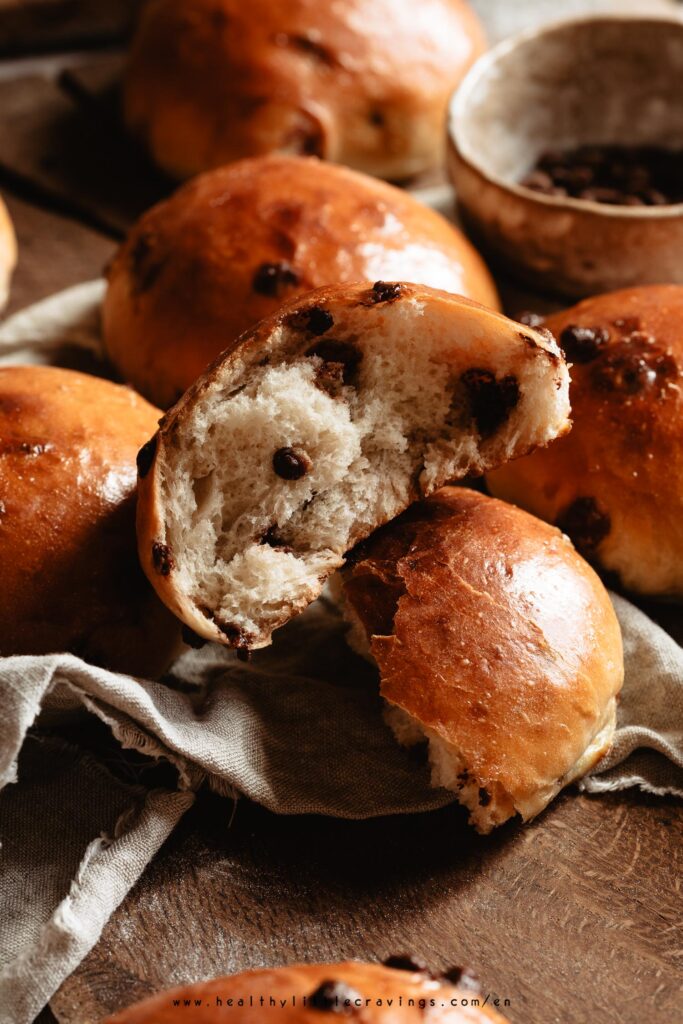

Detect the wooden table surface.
xmin=2 ymin=4 xmax=682 ymax=1024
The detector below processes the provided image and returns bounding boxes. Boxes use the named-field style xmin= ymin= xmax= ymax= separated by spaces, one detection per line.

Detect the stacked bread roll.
xmin=123 ymin=0 xmax=486 ymax=181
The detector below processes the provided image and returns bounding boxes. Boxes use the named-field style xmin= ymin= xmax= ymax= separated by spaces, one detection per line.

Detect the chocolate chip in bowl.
xmin=448 ymin=16 xmax=683 ymax=298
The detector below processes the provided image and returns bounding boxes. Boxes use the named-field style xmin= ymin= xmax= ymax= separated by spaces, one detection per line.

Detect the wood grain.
xmin=50 ymin=789 xmax=683 ymax=1024
xmin=2 ymin=190 xmax=114 ymax=317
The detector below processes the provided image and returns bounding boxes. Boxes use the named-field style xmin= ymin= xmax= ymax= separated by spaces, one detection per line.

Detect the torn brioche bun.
xmin=102 ymin=155 xmax=499 ymax=409
xmin=341 ymin=487 xmax=623 ymax=834
xmin=0 ymin=366 xmax=181 ymax=675
xmin=0 ymin=195 xmax=17 ymax=311
xmin=123 ymin=0 xmax=486 ymax=182
xmin=104 ymin=959 xmax=508 ymax=1023
xmin=136 ymin=281 xmax=570 ymax=651
xmin=489 ymin=285 xmax=683 ymax=598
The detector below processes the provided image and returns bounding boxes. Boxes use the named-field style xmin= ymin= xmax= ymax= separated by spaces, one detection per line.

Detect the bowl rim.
xmin=447 ymin=12 xmax=683 ymax=220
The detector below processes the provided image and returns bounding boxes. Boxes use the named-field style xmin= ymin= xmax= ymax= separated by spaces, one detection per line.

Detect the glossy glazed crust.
xmin=123 ymin=0 xmax=486 ymax=181
xmin=342 ymin=488 xmax=623 ymax=821
xmin=0 ymin=195 xmax=17 ymax=311
xmin=0 ymin=366 xmax=180 ymax=675
xmin=488 ymin=285 xmax=683 ymax=597
xmin=103 ymin=155 xmax=499 ymax=408
xmin=136 ymin=282 xmax=565 ymax=647
xmin=104 ymin=961 xmax=508 ymax=1023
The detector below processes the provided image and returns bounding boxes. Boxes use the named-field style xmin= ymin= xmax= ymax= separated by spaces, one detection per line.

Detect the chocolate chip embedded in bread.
xmin=368 ymin=280 xmax=404 ymax=304
xmin=460 ymin=369 xmax=520 ymax=438
xmin=560 ymin=324 xmax=609 ymax=363
xmin=308 ymin=980 xmax=362 ymax=1014
xmin=288 ymin=306 xmax=334 ymax=335
xmin=152 ymin=541 xmax=175 ymax=575
xmin=272 ymin=446 xmax=312 ymax=480
xmin=213 ymin=620 xmax=252 ymax=649
xmin=557 ymin=497 xmax=611 ymax=556
xmin=130 ymin=231 xmax=165 ymax=294
xmin=136 ymin=435 xmax=157 ymax=478
xmin=382 ymin=955 xmax=430 ymax=974
xmin=591 ymin=337 xmax=677 ymax=396
xmin=181 ymin=624 xmax=206 ymax=650
xmin=441 ymin=966 xmax=481 ymax=993
xmin=305 ymin=339 xmax=362 ymax=385
xmin=252 ymin=261 xmax=300 ymax=298
xmin=478 ymin=787 xmax=491 ymax=807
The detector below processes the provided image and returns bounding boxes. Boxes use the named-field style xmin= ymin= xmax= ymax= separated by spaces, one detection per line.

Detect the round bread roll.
xmin=136 ymin=283 xmax=569 ymax=651
xmin=103 ymin=155 xmax=499 ymax=409
xmin=488 ymin=285 xmax=683 ymax=598
xmin=104 ymin=959 xmax=509 ymax=1023
xmin=0 ymin=195 xmax=17 ymax=311
xmin=123 ymin=0 xmax=486 ymax=182
xmin=341 ymin=488 xmax=623 ymax=834
xmin=0 ymin=366 xmax=180 ymax=675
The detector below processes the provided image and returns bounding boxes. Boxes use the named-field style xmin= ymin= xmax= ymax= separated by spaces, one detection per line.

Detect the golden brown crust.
xmin=488 ymin=285 xmax=683 ymax=597
xmin=136 ymin=282 xmax=566 ymax=647
xmin=0 ymin=194 xmax=17 ymax=311
xmin=103 ymin=154 xmax=499 ymax=408
xmin=104 ymin=961 xmax=509 ymax=1023
xmin=0 ymin=366 xmax=180 ymax=675
xmin=124 ymin=0 xmax=486 ymax=181
xmin=343 ymin=488 xmax=623 ymax=821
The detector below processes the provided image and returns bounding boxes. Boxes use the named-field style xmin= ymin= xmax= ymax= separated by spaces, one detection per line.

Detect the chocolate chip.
xmin=288 ymin=306 xmax=334 ymax=335
xmin=368 ymin=281 xmax=404 ymax=304
xmin=136 ymin=436 xmax=157 ymax=478
xmin=15 ymin=441 xmax=47 ymax=456
xmin=460 ymin=369 xmax=520 ymax=438
xmin=306 ymin=339 xmax=362 ymax=385
xmin=557 ymin=497 xmax=611 ymax=556
xmin=272 ymin=446 xmax=312 ymax=480
xmin=517 ymin=311 xmax=546 ymax=328
xmin=151 ymin=542 xmax=175 ymax=576
xmin=442 ymin=967 xmax=481 ymax=993
xmin=382 ymin=955 xmax=429 ymax=974
xmin=560 ymin=324 xmax=609 ymax=363
xmin=252 ymin=261 xmax=299 ymax=298
xmin=214 ymin=621 xmax=251 ymax=649
xmin=308 ymin=981 xmax=361 ymax=1014
xmin=520 ymin=144 xmax=683 ymax=206
xmin=369 ymin=109 xmax=385 ymax=127
xmin=591 ymin=338 xmax=677 ymax=395
xmin=130 ymin=231 xmax=164 ymax=293
xmin=260 ymin=524 xmax=293 ymax=551
xmin=181 ymin=625 xmax=206 ymax=650
xmin=478 ymin=787 xmax=491 ymax=807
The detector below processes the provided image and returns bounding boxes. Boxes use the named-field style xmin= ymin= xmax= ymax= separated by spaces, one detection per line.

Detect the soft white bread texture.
xmin=0 ymin=195 xmax=17 ymax=311
xmin=137 ymin=282 xmax=570 ymax=650
xmin=341 ymin=488 xmax=624 ymax=834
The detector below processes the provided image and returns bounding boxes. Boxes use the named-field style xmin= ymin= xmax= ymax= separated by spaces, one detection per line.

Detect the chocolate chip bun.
xmin=0 ymin=366 xmax=180 ymax=675
xmin=0 ymin=195 xmax=17 ymax=311
xmin=136 ymin=282 xmax=569 ymax=650
xmin=489 ymin=285 xmax=683 ymax=598
xmin=123 ymin=0 xmax=486 ymax=182
xmin=104 ymin=960 xmax=509 ymax=1023
xmin=340 ymin=488 xmax=623 ymax=834
xmin=102 ymin=155 xmax=499 ymax=408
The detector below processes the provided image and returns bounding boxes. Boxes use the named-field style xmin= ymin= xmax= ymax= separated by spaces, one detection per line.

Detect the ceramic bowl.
xmin=447 ymin=16 xmax=683 ymax=299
